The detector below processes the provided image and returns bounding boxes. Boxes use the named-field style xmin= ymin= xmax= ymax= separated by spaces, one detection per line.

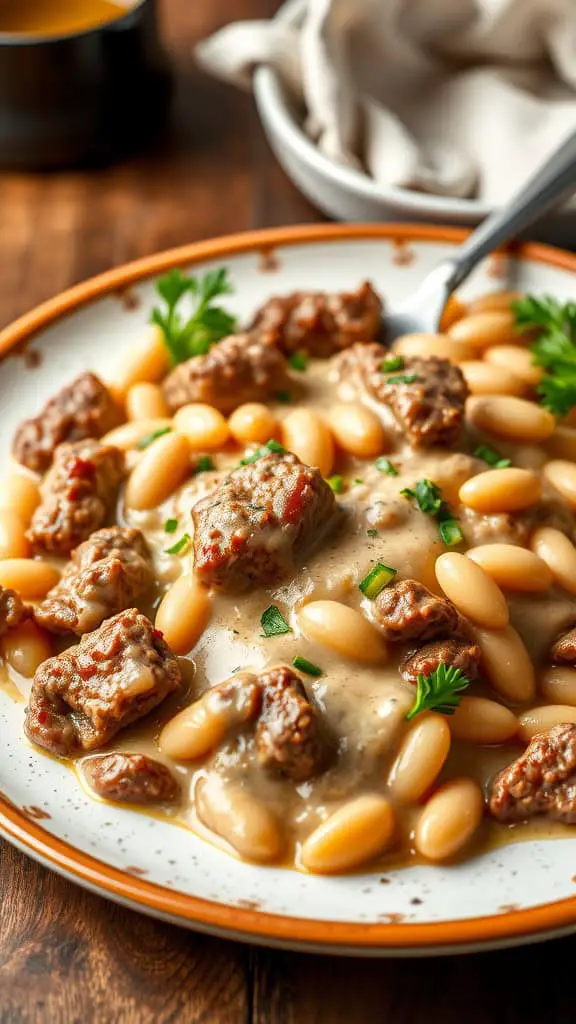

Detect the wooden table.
xmin=0 ymin=2 xmax=574 ymax=1020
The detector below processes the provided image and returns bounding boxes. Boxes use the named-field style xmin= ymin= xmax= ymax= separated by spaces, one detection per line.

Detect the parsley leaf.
xmin=288 ymin=351 xmax=308 ymax=372
xmin=380 ymin=356 xmax=404 ymax=372
xmin=293 ymin=655 xmax=322 ymax=676
xmin=359 ymin=563 xmax=397 ymax=599
xmin=367 ymin=528 xmax=378 ymax=537
xmin=512 ymin=295 xmax=576 ymax=416
xmin=239 ymin=439 xmax=286 ymax=466
xmin=327 ymin=474 xmax=345 ymax=494
xmin=406 ymin=664 xmax=471 ymax=721
xmin=386 ymin=374 xmax=422 ymax=385
xmin=192 ymin=455 xmax=216 ymax=474
xmin=275 ymin=390 xmax=292 ymax=404
xmin=473 ymin=444 xmax=511 ymax=469
xmin=164 ymin=518 xmax=178 ymax=533
xmin=151 ymin=266 xmax=236 ymax=366
xmin=402 ymin=479 xmax=463 ymax=547
xmin=375 ymin=457 xmax=398 ymax=476
xmin=137 ymin=427 xmax=172 ymax=449
xmin=260 ymin=605 xmax=292 ymax=638
xmin=165 ymin=533 xmax=191 ymax=555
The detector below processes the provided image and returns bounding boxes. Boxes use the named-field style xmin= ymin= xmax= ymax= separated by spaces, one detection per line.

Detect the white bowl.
xmin=253 ymin=0 xmax=576 ymax=247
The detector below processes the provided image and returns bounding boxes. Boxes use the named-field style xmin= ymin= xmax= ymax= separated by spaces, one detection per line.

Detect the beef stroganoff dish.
xmin=2 ymin=269 xmax=576 ymax=875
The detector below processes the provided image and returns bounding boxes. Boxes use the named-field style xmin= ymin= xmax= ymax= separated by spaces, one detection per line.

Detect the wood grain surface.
xmin=0 ymin=2 xmax=574 ymax=1021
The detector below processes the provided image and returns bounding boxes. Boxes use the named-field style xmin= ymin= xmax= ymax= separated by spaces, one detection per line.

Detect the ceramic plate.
xmin=1 ymin=224 xmax=576 ymax=956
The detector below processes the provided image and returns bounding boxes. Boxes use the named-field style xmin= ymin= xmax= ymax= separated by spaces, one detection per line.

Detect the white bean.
xmin=125 ymin=432 xmax=191 ymax=510
xmin=196 ymin=774 xmax=284 ymax=863
xmin=530 ymin=527 xmax=576 ymax=595
xmin=518 ymin=705 xmax=576 ymax=742
xmin=159 ymin=674 xmax=259 ymax=761
xmin=298 ymin=601 xmax=387 ymax=663
xmin=388 ymin=714 xmax=450 ymax=803
xmin=155 ymin=575 xmax=211 ymax=655
xmin=415 ymin=778 xmax=484 ymax=861
xmin=476 ymin=625 xmax=536 ymax=704
xmin=435 ymin=551 xmax=509 ymax=628
xmin=300 ymin=795 xmax=395 ymax=874
xmin=449 ymin=697 xmax=518 ymax=744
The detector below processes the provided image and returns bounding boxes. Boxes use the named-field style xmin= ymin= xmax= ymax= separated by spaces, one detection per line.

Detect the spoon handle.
xmin=442 ymin=130 xmax=576 ymax=294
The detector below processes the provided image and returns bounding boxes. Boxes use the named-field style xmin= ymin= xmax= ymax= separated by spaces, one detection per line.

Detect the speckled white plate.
xmin=1 ymin=223 xmax=576 ymax=956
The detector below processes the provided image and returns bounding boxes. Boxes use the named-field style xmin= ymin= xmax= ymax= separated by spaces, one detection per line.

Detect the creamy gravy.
xmin=3 ymin=347 xmax=576 ymax=871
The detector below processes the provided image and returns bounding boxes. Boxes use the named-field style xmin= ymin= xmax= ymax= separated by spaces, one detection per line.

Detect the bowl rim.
xmin=0 ymin=0 xmax=148 ymax=46
xmin=252 ymin=0 xmax=495 ymax=220
xmin=1 ymin=220 xmax=576 ymax=953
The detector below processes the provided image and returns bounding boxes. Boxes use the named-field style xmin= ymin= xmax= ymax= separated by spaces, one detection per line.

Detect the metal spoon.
xmin=383 ymin=130 xmax=576 ymax=343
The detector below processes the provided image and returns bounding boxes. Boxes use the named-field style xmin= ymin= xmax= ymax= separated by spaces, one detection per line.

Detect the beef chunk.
xmin=13 ymin=372 xmax=120 ymax=473
xmin=24 ymin=609 xmax=181 ymax=756
xmin=163 ymin=333 xmax=288 ymax=414
xmin=334 ymin=345 xmax=467 ymax=448
xmin=0 ymin=586 xmax=26 ymax=637
xmin=36 ymin=527 xmax=153 ymax=635
xmin=252 ymin=281 xmax=382 ymax=357
xmin=400 ymin=636 xmax=481 ymax=684
xmin=255 ymin=666 xmax=329 ymax=782
xmin=373 ymin=578 xmax=459 ymax=643
xmin=83 ymin=753 xmax=180 ymax=805
xmin=489 ymin=724 xmax=576 ymax=823
xmin=27 ymin=440 xmax=124 ymax=556
xmin=550 ymin=627 xmax=576 ymax=665
xmin=192 ymin=451 xmax=338 ymax=590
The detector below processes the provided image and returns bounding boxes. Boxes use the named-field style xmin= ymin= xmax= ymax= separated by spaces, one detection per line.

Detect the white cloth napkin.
xmin=196 ymin=0 xmax=576 ymax=203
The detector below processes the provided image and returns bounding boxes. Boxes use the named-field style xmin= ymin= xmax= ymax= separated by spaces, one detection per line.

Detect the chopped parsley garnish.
xmin=247 ymin=504 xmax=267 ymax=512
xmin=353 ymin=477 xmax=364 ymax=485
xmin=359 ymin=563 xmax=397 ymax=599
xmin=240 ymin=439 xmax=286 ymax=465
xmin=137 ymin=427 xmax=172 ymax=449
xmin=438 ymin=519 xmax=464 ymax=547
xmin=151 ymin=267 xmax=236 ymax=365
xmin=293 ymin=655 xmax=322 ymax=677
xmin=367 ymin=528 xmax=378 ymax=537
xmin=327 ymin=474 xmax=345 ymax=494
xmin=260 ymin=605 xmax=292 ymax=638
xmin=275 ymin=390 xmax=292 ymax=404
xmin=375 ymin=457 xmax=398 ymax=477
xmin=191 ymin=455 xmax=216 ymax=475
xmin=473 ymin=444 xmax=511 ymax=469
xmin=386 ymin=374 xmax=422 ymax=385
xmin=513 ymin=295 xmax=576 ymax=416
xmin=380 ymin=356 xmax=404 ymax=373
xmin=165 ymin=533 xmax=191 ymax=555
xmin=401 ymin=479 xmax=463 ymax=547
xmin=164 ymin=518 xmax=178 ymax=534
xmin=288 ymin=351 xmax=308 ymax=372
xmin=406 ymin=664 xmax=471 ymax=721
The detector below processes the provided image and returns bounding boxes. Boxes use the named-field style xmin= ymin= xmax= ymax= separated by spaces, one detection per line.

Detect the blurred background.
xmin=0 ymin=0 xmax=318 ymax=329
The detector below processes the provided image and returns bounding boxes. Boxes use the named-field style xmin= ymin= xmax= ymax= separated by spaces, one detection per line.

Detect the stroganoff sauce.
xmin=3 ymin=281 xmax=576 ymax=873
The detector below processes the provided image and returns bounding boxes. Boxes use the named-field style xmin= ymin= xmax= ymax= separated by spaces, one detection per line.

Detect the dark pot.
xmin=0 ymin=0 xmax=171 ymax=170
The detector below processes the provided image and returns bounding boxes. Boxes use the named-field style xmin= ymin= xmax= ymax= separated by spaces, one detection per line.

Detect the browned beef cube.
xmin=24 ymin=609 xmax=181 ymax=756
xmin=36 ymin=527 xmax=153 ymax=635
xmin=374 ymin=579 xmax=459 ymax=643
xmin=13 ymin=372 xmax=120 ymax=473
xmin=27 ymin=440 xmax=124 ymax=557
xmin=255 ymin=666 xmax=329 ymax=782
xmin=550 ymin=628 xmax=576 ymax=665
xmin=163 ymin=333 xmax=288 ymax=414
xmin=192 ymin=451 xmax=338 ymax=590
xmin=400 ymin=636 xmax=481 ymax=684
xmin=334 ymin=346 xmax=468 ymax=448
xmin=83 ymin=753 xmax=180 ymax=804
xmin=488 ymin=724 xmax=576 ymax=823
xmin=252 ymin=281 xmax=382 ymax=357
xmin=0 ymin=585 xmax=26 ymax=636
